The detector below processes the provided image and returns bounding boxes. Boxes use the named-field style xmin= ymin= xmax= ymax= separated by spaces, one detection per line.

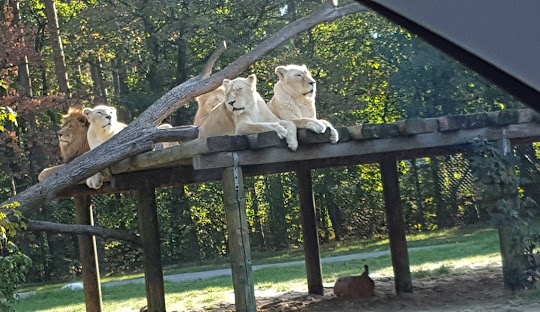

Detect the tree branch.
xmin=25 ymin=220 xmax=142 ymax=247
xmin=1 ymin=1 xmax=370 ymax=220
xmin=199 ymin=41 xmax=227 ymax=79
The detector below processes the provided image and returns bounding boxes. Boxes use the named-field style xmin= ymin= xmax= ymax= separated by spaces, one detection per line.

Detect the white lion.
xmin=82 ymin=105 xmax=177 ymax=189
xmin=193 ymin=86 xmax=225 ymax=126
xmin=199 ymin=74 xmax=298 ymax=151
xmin=267 ymin=64 xmax=339 ymax=144
xmin=83 ymin=105 xmax=127 ymax=189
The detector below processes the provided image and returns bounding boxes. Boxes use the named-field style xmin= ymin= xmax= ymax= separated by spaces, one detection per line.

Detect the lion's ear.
xmin=275 ymin=66 xmax=287 ymax=80
xmin=301 ymin=64 xmax=308 ymax=70
xmin=77 ymin=115 xmax=89 ymax=127
xmin=247 ymin=74 xmax=257 ymax=88
xmin=82 ymin=108 xmax=93 ymax=118
xmin=222 ymin=79 xmax=231 ymax=88
xmin=109 ymin=107 xmax=117 ymax=115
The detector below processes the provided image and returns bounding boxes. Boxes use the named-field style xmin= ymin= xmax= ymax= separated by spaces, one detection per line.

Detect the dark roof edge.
xmin=355 ymin=0 xmax=540 ymax=111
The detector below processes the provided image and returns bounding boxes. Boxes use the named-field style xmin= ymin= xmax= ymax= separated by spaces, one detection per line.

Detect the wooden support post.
xmin=380 ymin=155 xmax=413 ymax=293
xmin=296 ymin=167 xmax=324 ymax=295
xmin=136 ymin=185 xmax=166 ymax=312
xmin=222 ymin=162 xmax=256 ymax=312
xmin=74 ymin=195 xmax=103 ymax=312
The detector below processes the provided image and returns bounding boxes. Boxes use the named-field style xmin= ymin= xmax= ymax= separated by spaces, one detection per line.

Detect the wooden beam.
xmin=56 ymin=145 xmax=472 ymax=199
xmin=222 ymin=165 xmax=256 ymax=312
xmin=296 ymin=167 xmax=324 ymax=295
xmin=74 ymin=195 xmax=103 ymax=312
xmin=380 ymin=155 xmax=413 ymax=293
xmin=193 ymin=123 xmax=540 ymax=171
xmin=136 ymin=185 xmax=166 ymax=312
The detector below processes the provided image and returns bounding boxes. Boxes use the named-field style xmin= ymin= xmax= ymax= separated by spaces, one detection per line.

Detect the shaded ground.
xmin=209 ymin=266 xmax=540 ymax=312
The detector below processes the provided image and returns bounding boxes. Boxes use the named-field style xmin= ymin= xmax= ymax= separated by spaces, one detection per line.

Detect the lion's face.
xmin=83 ymin=105 xmax=118 ymax=131
xmin=275 ymin=64 xmax=316 ymax=99
xmin=58 ymin=107 xmax=90 ymax=163
xmin=196 ymin=86 xmax=225 ymax=115
xmin=223 ymin=74 xmax=258 ymax=116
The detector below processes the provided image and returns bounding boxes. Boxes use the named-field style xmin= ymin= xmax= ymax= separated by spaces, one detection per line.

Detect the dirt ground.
xmin=210 ymin=266 xmax=540 ymax=312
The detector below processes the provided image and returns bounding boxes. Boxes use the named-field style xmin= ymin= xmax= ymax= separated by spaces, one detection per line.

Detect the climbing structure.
xmin=37 ymin=108 xmax=540 ymax=311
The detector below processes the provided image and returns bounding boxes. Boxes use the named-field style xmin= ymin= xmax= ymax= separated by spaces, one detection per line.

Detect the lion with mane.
xmin=38 ymin=106 xmax=90 ymax=181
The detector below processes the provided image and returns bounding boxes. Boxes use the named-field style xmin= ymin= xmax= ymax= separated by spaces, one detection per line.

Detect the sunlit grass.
xmin=16 ymin=224 xmax=503 ymax=311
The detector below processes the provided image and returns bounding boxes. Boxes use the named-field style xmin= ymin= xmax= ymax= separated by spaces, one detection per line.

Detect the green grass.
xmin=15 ymin=225 xmax=502 ymax=312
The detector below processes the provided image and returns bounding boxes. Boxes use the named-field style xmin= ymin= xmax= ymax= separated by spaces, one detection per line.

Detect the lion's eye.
xmin=97 ymin=112 xmax=103 ymax=115
xmin=296 ymin=74 xmax=302 ymax=77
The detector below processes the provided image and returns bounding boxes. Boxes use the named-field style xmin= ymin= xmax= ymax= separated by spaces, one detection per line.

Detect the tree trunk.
xmin=411 ymin=159 xmax=426 ymax=230
xmin=89 ymin=52 xmax=107 ymax=104
xmin=323 ymin=170 xmax=344 ymax=240
xmin=170 ymin=187 xmax=201 ymax=262
xmin=10 ymin=0 xmax=32 ymax=97
xmin=176 ymin=36 xmax=188 ymax=84
xmin=0 ymin=2 xmax=369 ymax=221
xmin=116 ymin=56 xmax=130 ymax=95
xmin=43 ymin=0 xmax=70 ymax=96
xmin=432 ymin=157 xmax=449 ymax=229
xmin=265 ymin=175 xmax=288 ymax=250
xmin=247 ymin=178 xmax=265 ymax=250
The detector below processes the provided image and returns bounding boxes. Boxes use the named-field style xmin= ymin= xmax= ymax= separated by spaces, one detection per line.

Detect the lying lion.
xmin=268 ymin=64 xmax=339 ymax=144
xmin=82 ymin=105 xmax=178 ymax=189
xmin=199 ymin=74 xmax=298 ymax=151
xmin=193 ymin=86 xmax=225 ymax=127
xmin=38 ymin=106 xmax=91 ymax=181
xmin=82 ymin=105 xmax=127 ymax=189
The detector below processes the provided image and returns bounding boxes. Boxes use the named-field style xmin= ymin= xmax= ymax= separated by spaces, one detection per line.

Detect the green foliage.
xmin=1 ymin=203 xmax=32 ymax=311
xmin=0 ymin=107 xmax=17 ymax=132
xmin=469 ymin=138 xmax=536 ymax=226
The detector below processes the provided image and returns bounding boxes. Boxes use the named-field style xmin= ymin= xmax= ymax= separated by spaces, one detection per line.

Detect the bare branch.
xmin=199 ymin=41 xmax=227 ymax=79
xmin=1 ymin=1 xmax=370 ymax=220
xmin=26 ymin=220 xmax=142 ymax=247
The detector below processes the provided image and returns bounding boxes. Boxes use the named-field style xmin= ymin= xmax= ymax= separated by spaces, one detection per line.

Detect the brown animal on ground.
xmin=333 ymin=264 xmax=375 ymax=298
xmin=38 ymin=106 xmax=90 ymax=181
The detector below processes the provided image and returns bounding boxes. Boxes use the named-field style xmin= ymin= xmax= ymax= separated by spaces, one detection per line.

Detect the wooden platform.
xmin=56 ymin=108 xmax=540 ymax=198
xmin=43 ymin=108 xmax=540 ymax=312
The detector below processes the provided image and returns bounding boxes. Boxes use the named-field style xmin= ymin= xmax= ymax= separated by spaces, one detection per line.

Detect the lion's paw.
xmin=274 ymin=125 xmax=288 ymax=139
xmin=86 ymin=173 xmax=104 ymax=189
xmin=287 ymin=139 xmax=298 ymax=151
xmin=306 ymin=120 xmax=327 ymax=134
xmin=329 ymin=127 xmax=339 ymax=144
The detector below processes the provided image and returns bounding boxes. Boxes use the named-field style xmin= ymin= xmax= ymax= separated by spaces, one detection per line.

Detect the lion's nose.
xmin=105 ymin=115 xmax=112 ymax=120
xmin=309 ymin=81 xmax=316 ymax=86
xmin=228 ymin=100 xmax=236 ymax=106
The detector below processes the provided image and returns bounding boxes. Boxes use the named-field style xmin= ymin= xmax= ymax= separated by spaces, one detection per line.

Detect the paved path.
xmin=19 ymin=243 xmax=453 ymax=299
xmin=104 ymin=244 xmax=453 ymax=287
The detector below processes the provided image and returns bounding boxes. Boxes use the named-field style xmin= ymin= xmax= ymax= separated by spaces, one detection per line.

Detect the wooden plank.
xmin=247 ymin=131 xmax=286 ymax=149
xmin=397 ymin=118 xmax=438 ymax=135
xmin=361 ymin=123 xmax=400 ymax=139
xmin=380 ymin=155 xmax=413 ymax=293
xmin=348 ymin=124 xmax=364 ymax=140
xmin=136 ymin=185 xmax=166 ymax=312
xmin=74 ymin=195 xmax=103 ymax=312
xmin=296 ymin=167 xmax=324 ymax=295
xmin=335 ymin=126 xmax=351 ymax=142
xmin=193 ymin=123 xmax=540 ymax=170
xmin=206 ymin=135 xmax=250 ymax=153
xmin=222 ymin=166 xmax=256 ymax=312
xmin=297 ymin=128 xmax=332 ymax=144
xmin=111 ymin=138 xmax=207 ymax=174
